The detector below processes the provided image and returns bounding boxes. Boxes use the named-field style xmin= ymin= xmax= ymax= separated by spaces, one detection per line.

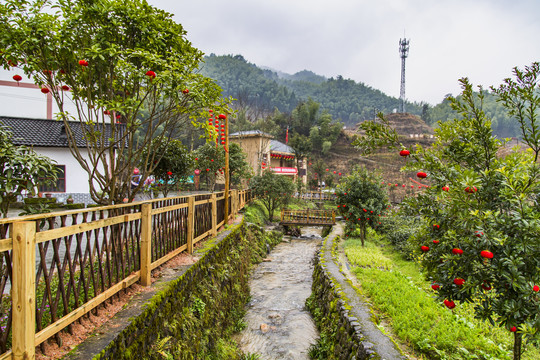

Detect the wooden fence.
xmin=0 ymin=189 xmax=253 ymax=359
xmin=280 ymin=209 xmax=336 ymax=226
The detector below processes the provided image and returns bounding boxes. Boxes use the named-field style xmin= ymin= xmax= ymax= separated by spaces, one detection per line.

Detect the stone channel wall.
xmin=307 ymin=234 xmax=376 ymax=360
xmin=93 ymin=222 xmax=281 ymax=360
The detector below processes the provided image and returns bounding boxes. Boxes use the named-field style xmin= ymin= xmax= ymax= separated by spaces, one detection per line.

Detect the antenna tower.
xmin=399 ymin=38 xmax=409 ymax=113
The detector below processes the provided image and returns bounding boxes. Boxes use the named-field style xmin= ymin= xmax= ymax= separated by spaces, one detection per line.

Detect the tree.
xmin=250 ymin=171 xmax=294 ymax=221
xmin=0 ymin=126 xmax=58 ymax=217
xmin=1 ymin=0 xmax=227 ymax=204
xmin=228 ymin=143 xmax=251 ymax=188
xmin=335 ymin=166 xmax=389 ymax=246
xmin=355 ymin=63 xmax=540 ymax=360
xmin=195 ymin=143 xmax=225 ymax=192
xmin=145 ymin=139 xmax=194 ymax=197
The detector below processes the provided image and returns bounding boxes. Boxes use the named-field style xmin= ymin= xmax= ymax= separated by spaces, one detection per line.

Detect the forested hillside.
xmin=199 ymin=54 xmax=423 ymax=125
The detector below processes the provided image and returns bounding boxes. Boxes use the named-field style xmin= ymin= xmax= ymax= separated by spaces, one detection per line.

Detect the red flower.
xmin=167 ymin=171 xmax=172 ymax=176
xmin=417 ymin=171 xmax=427 ymax=179
xmin=431 ymin=283 xmax=440 ymax=290
xmin=40 ymin=87 xmax=49 ymax=94
xmin=326 ymin=168 xmax=329 ymax=172
xmin=218 ymin=114 xmax=227 ymax=119
xmin=444 ymin=299 xmax=455 ymax=309
xmin=399 ymin=149 xmax=410 ymax=157
xmin=533 ymin=285 xmax=540 ymax=292
xmin=465 ymin=186 xmax=478 ymax=193
xmin=421 ymin=245 xmax=430 ymax=252
xmin=61 ymin=85 xmax=70 ymax=91
xmin=433 ymin=239 xmax=439 ymax=244
xmin=104 ymin=110 xmax=111 ymax=115
xmin=480 ymin=250 xmax=493 ymax=259
xmin=206 ymin=168 xmax=209 ymax=171
xmin=182 ymin=89 xmax=189 ymax=94
xmin=78 ymin=59 xmax=88 ymax=67
xmin=510 ymin=326 xmax=517 ymax=332
xmin=433 ymin=224 xmax=440 ymax=229
xmin=12 ymin=74 xmax=22 ymax=82
xmin=475 ymin=231 xmax=484 ymax=237
xmin=481 ymin=283 xmax=492 ymax=291
xmin=452 ymin=248 xmax=463 ymax=255
xmin=145 ymin=70 xmax=156 ymax=78
xmin=442 ymin=186 xmax=449 ymax=192
xmin=454 ymin=278 xmax=465 ymax=286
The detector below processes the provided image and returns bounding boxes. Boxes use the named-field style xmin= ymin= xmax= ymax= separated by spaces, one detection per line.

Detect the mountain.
xmin=199 ymin=54 xmax=423 ymax=125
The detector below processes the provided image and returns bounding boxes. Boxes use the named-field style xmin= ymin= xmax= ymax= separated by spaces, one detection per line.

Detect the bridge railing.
xmin=294 ymin=191 xmax=336 ymax=201
xmin=280 ymin=209 xmax=335 ymax=225
xmin=0 ymin=189 xmax=252 ymax=359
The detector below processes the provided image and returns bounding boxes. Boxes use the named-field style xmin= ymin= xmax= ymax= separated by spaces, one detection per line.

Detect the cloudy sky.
xmin=1 ymin=0 xmax=538 ymax=118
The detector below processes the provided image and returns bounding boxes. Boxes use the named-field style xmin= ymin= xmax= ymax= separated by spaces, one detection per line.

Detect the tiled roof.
xmin=229 ymin=130 xmax=274 ymax=138
xmin=0 ymin=116 xmax=122 ymax=148
xmin=270 ymin=140 xmax=294 ymax=154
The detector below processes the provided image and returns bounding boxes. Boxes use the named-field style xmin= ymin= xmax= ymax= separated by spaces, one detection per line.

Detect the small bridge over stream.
xmin=280 ymin=209 xmax=336 ymax=226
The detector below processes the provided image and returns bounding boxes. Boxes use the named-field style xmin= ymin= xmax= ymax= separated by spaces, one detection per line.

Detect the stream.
xmin=235 ymin=226 xmax=322 ymax=359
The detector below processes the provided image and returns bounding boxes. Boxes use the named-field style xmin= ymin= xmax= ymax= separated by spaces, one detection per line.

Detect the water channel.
xmin=235 ymin=226 xmax=322 ymax=359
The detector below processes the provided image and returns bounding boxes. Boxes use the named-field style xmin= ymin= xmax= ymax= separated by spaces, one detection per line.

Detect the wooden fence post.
xmin=211 ymin=193 xmax=217 ymax=237
xmin=233 ymin=190 xmax=238 ymax=216
xmin=140 ymin=203 xmax=152 ymax=287
xmin=187 ymin=196 xmax=195 ymax=254
xmin=12 ymin=221 xmax=36 ymax=360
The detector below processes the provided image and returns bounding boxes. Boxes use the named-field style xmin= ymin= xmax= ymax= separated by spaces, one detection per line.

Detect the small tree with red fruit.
xmin=335 ymin=166 xmax=389 ymax=246
xmin=354 ymin=63 xmax=540 ymax=360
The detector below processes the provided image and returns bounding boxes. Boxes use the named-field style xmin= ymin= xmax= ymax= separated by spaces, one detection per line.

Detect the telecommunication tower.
xmin=399 ymin=38 xmax=409 ymax=113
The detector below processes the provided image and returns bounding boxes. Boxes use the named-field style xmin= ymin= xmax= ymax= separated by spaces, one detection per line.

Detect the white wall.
xmin=35 ymin=147 xmax=93 ymax=193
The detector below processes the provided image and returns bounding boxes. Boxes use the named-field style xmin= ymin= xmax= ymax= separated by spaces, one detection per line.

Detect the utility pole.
xmin=399 ymin=38 xmax=410 ymax=113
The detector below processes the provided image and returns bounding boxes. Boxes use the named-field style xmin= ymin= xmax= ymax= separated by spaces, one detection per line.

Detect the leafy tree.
xmin=355 ymin=63 xmax=540 ymax=360
xmin=145 ymin=139 xmax=194 ymax=197
xmin=250 ymin=171 xmax=294 ymax=221
xmin=335 ymin=166 xmax=389 ymax=246
xmin=194 ymin=143 xmax=225 ymax=192
xmin=1 ymin=0 xmax=227 ymax=204
xmin=228 ymin=143 xmax=251 ymax=188
xmin=0 ymin=126 xmax=58 ymax=217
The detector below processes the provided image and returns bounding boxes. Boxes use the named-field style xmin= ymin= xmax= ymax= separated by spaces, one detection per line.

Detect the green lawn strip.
xmin=344 ymin=235 xmax=540 ymax=359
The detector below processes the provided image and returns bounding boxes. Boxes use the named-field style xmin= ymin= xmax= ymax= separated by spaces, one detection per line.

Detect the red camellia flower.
xmin=326 ymin=168 xmax=329 ymax=172
xmin=12 ymin=74 xmax=22 ymax=82
xmin=465 ymin=186 xmax=478 ymax=193
xmin=452 ymin=248 xmax=464 ymax=255
xmin=218 ymin=114 xmax=227 ymax=119
xmin=433 ymin=239 xmax=439 ymax=244
xmin=167 ymin=171 xmax=172 ymax=176
xmin=399 ymin=149 xmax=410 ymax=157
xmin=433 ymin=224 xmax=440 ymax=229
xmin=40 ymin=87 xmax=49 ymax=94
xmin=475 ymin=231 xmax=484 ymax=237
xmin=206 ymin=168 xmax=209 ymax=171
xmin=104 ymin=110 xmax=111 ymax=115
xmin=431 ymin=284 xmax=440 ymax=290
xmin=145 ymin=70 xmax=156 ymax=78
xmin=533 ymin=285 xmax=540 ymax=292
xmin=421 ymin=245 xmax=430 ymax=252
xmin=442 ymin=186 xmax=449 ymax=192
xmin=417 ymin=171 xmax=427 ymax=179
xmin=480 ymin=250 xmax=493 ymax=259
xmin=481 ymin=283 xmax=492 ymax=291
xmin=444 ymin=299 xmax=456 ymax=309
xmin=61 ymin=85 xmax=70 ymax=91
xmin=454 ymin=278 xmax=465 ymax=286
xmin=182 ymin=89 xmax=189 ymax=94
xmin=78 ymin=59 xmax=88 ymax=67
xmin=509 ymin=326 xmax=517 ymax=332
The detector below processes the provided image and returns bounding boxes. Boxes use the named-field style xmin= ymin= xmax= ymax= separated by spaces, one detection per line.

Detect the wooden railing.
xmin=0 ymin=189 xmax=253 ymax=359
xmin=295 ymin=191 xmax=336 ymax=201
xmin=280 ymin=209 xmax=336 ymax=226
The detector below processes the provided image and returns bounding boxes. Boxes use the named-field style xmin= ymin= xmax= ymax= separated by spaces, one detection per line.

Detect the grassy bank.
xmin=344 ymin=231 xmax=540 ymax=360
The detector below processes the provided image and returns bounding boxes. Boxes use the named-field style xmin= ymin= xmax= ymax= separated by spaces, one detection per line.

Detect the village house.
xmin=229 ymin=130 xmax=307 ymax=184
xmin=0 ymin=116 xmax=118 ymax=205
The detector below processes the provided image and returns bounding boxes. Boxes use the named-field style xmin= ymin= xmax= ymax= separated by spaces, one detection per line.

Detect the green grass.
xmin=344 ymin=232 xmax=540 ymax=360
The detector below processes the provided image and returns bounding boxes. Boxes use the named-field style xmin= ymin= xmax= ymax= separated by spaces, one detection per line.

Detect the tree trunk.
xmin=514 ymin=331 xmax=522 ymax=360
xmin=360 ymin=224 xmax=366 ymax=247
